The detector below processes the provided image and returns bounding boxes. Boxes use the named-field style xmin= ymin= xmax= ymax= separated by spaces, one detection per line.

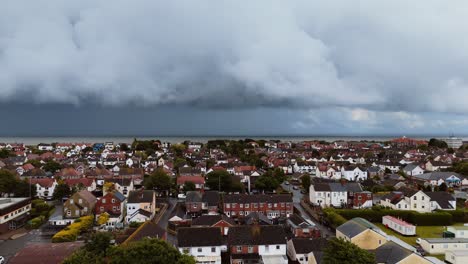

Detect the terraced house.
xmin=223 ymin=194 xmax=293 ymax=219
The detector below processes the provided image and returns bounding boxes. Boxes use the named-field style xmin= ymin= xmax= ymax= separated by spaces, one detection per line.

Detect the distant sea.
xmin=0 ymin=135 xmax=466 ymax=145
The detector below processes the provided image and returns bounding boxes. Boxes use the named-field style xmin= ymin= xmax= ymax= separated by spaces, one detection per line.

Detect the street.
xmin=156 ymin=198 xmax=178 ymax=246
xmin=0 ymin=228 xmax=50 ymax=263
xmin=281 ymin=183 xmax=334 ymax=237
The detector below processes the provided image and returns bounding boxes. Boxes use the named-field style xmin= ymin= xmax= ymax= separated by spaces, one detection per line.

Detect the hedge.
xmin=323 ymin=208 xmax=347 ymax=228
xmin=442 ymin=210 xmax=468 ymax=223
xmin=331 ymin=208 xmax=453 ymax=226
xmin=27 ymin=216 xmax=45 ymax=229
xmin=52 ymin=216 xmax=94 ymax=243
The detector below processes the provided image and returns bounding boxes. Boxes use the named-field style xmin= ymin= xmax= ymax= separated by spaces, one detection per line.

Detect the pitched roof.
xmin=75 ymin=190 xmax=97 ymax=205
xmin=191 ymin=214 xmax=235 ymax=226
xmin=177 ymin=176 xmax=205 ymax=185
xmin=291 ymin=238 xmax=328 ymax=254
xmin=373 ymin=241 xmax=413 ymax=264
xmin=313 ymin=182 xmax=363 ymax=192
xmin=228 ymin=226 xmax=286 ymax=245
xmin=202 ymin=191 xmax=220 ymax=206
xmin=30 ymin=178 xmax=55 ymax=188
xmin=123 ymin=222 xmax=165 ymax=244
xmin=223 ymin=194 xmax=292 ymax=204
xmin=336 ymin=218 xmax=382 ymax=238
xmin=9 ymin=242 xmax=83 ymax=264
xmin=186 ymin=191 xmax=202 ymax=203
xmin=426 ymin=191 xmax=455 ymax=209
xmin=127 ymin=190 xmax=154 ymax=203
xmin=177 ymin=227 xmax=223 ymax=247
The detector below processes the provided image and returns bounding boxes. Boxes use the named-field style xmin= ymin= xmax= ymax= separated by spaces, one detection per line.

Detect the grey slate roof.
xmin=313 ymin=182 xmax=363 ymax=192
xmin=374 ymin=241 xmax=412 ymax=264
xmin=177 ymin=227 xmax=223 ymax=247
xmin=127 ymin=190 xmax=154 ymax=203
xmin=186 ymin=191 xmax=202 ymax=203
xmin=425 ymin=191 xmax=455 ymax=209
xmin=223 ymin=194 xmax=292 ymax=203
xmin=291 ymin=238 xmax=328 ymax=254
xmin=191 ymin=214 xmax=235 ymax=226
xmin=336 ymin=218 xmax=382 ymax=238
xmin=412 ymin=172 xmax=463 ymax=181
xmin=228 ymin=226 xmax=286 ymax=245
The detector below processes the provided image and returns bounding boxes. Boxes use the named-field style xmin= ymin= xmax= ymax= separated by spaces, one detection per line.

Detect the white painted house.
xmin=341 ymin=166 xmax=368 ymax=181
xmin=309 ymin=182 xmax=365 ymax=208
xmin=177 ymin=227 xmax=224 ymax=264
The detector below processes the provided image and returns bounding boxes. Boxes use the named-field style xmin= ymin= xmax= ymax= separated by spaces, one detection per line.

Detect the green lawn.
xmin=375 ymin=223 xmax=465 ymax=246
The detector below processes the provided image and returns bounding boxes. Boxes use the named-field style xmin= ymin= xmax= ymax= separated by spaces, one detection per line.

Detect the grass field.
xmin=375 ymin=223 xmax=465 ymax=246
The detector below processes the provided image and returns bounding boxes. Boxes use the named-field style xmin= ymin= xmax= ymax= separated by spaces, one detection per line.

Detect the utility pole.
xmin=218 ymin=174 xmax=221 ymax=192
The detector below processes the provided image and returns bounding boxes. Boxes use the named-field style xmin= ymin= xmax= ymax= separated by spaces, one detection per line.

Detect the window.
xmin=66 ymin=210 xmax=71 ymax=216
xmin=79 ymin=199 xmax=82 ymax=204
xmin=268 ymin=203 xmax=272 ymax=208
xmin=422 ymin=196 xmax=424 ymax=200
xmin=280 ymin=203 xmax=284 ymax=207
xmin=112 ymin=199 xmax=116 ymax=203
xmin=254 ymin=203 xmax=258 ymax=208
xmin=237 ymin=246 xmax=242 ymax=252
xmin=70 ymin=199 xmax=74 ymax=204
xmin=274 ymin=203 xmax=277 ymax=208
xmin=358 ymin=196 xmax=362 ymax=200
xmin=413 ymin=196 xmax=417 ymax=200
xmin=276 ymin=245 xmax=280 ymax=249
xmin=211 ymin=247 xmax=216 ymax=253
xmin=198 ymin=248 xmax=202 ymax=253
xmin=245 ymin=204 xmax=249 ymax=208
xmin=102 ymin=199 xmax=106 ymax=204
xmin=226 ymin=203 xmax=230 ymax=209
xmin=443 ymin=244 xmax=448 ymax=249
xmin=248 ymin=246 xmax=253 ymax=253
xmin=100 ymin=207 xmax=104 ymax=212
xmin=240 ymin=204 xmax=243 ymax=208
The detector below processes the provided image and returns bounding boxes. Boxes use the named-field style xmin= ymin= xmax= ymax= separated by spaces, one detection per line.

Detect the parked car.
xmin=293 ymin=186 xmax=299 ymax=190
xmin=284 ymin=181 xmax=290 ymax=185
xmin=177 ymin=193 xmax=186 ymax=200
xmin=415 ymin=246 xmax=426 ymax=256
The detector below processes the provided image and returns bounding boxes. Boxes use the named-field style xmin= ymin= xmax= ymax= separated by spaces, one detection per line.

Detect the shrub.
xmin=52 ymin=216 xmax=94 ymax=243
xmin=27 ymin=215 xmax=45 ymax=229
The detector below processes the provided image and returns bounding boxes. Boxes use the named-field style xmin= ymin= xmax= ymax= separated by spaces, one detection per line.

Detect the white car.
xmin=0 ymin=256 xmax=5 ymax=264
xmin=416 ymin=238 xmax=422 ymax=244
xmin=177 ymin=193 xmax=186 ymax=199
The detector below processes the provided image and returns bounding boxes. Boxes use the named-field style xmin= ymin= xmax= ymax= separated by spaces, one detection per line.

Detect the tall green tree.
xmin=205 ymin=170 xmax=243 ymax=192
xmin=323 ymin=238 xmax=375 ymax=264
xmin=0 ymin=170 xmax=18 ymax=196
xmin=301 ymin=175 xmax=311 ymax=192
xmin=254 ymin=175 xmax=280 ymax=192
xmin=52 ymin=182 xmax=71 ymax=200
xmin=145 ymin=169 xmax=172 ymax=191
xmin=182 ymin=181 xmax=196 ymax=192
xmin=43 ymin=160 xmax=62 ymax=173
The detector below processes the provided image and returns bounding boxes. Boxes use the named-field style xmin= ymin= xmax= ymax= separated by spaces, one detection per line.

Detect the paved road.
xmin=0 ymin=228 xmax=50 ymax=263
xmin=155 ymin=198 xmax=177 ymax=246
xmin=281 ymin=183 xmax=334 ymax=237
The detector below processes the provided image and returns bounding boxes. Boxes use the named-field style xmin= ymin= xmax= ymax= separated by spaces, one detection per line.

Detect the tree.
xmin=428 ymin=138 xmax=448 ymax=148
xmin=14 ymin=179 xmax=36 ymax=197
xmin=43 ymin=160 xmax=62 ymax=173
xmin=205 ymin=170 xmax=235 ymax=192
xmin=26 ymin=159 xmax=41 ymax=168
xmin=0 ymin=149 xmax=12 ymax=158
xmin=301 ymin=175 xmax=311 ymax=192
xmin=323 ymin=238 xmax=375 ymax=264
xmin=53 ymin=182 xmax=71 ymax=201
xmin=107 ymin=238 xmax=195 ymax=264
xmin=120 ymin=143 xmax=130 ymax=151
xmin=182 ymin=181 xmax=196 ymax=192
xmin=255 ymin=175 xmax=280 ymax=192
xmin=145 ymin=169 xmax=172 ymax=191
xmin=439 ymin=182 xmax=448 ymax=192
xmin=104 ymin=182 xmax=115 ymax=193
xmin=0 ymin=170 xmax=19 ymax=196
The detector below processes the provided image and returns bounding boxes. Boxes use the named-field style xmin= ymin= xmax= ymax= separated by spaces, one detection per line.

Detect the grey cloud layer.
xmin=1 ymin=0 xmax=468 ymax=112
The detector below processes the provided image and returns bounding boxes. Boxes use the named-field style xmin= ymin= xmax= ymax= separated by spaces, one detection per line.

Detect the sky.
xmin=1 ymin=0 xmax=468 ymax=136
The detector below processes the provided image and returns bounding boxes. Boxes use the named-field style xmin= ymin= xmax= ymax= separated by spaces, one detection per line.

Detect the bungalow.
xmin=419 ymin=238 xmax=468 ymax=255
xmin=411 ymin=172 xmax=465 ymax=187
xmin=374 ymin=241 xmax=431 ymax=264
xmin=425 ymin=161 xmax=450 ymax=172
xmin=336 ymin=218 xmax=387 ymax=250
xmin=177 ymin=227 xmax=224 ymax=264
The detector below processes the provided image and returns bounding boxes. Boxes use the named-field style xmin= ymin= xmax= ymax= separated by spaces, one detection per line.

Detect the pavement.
xmin=155 ymin=198 xmax=178 ymax=246
xmin=281 ymin=183 xmax=334 ymax=238
xmin=0 ymin=226 xmax=50 ymax=263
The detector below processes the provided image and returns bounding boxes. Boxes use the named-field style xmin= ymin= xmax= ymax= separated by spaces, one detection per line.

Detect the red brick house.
xmin=223 ymin=194 xmax=293 ymax=219
xmin=95 ymin=191 xmax=126 ymax=226
xmin=191 ymin=214 xmax=236 ymax=236
xmin=353 ymin=191 xmax=373 ymax=209
xmin=177 ymin=176 xmax=205 ymax=190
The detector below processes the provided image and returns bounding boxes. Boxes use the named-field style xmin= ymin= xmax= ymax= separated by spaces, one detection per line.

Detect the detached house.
xmin=379 ymin=189 xmax=456 ymax=213
xmin=177 ymin=227 xmax=224 ymax=264
xmin=336 ymin=218 xmax=387 ymax=250
xmin=126 ymin=190 xmax=156 ymax=223
xmin=191 ymin=214 xmax=235 ymax=236
xmin=31 ymin=178 xmax=57 ymax=200
xmin=341 ymin=166 xmax=368 ymax=181
xmin=63 ymin=190 xmax=97 ymax=219
xmin=95 ymin=191 xmax=126 ymax=228
xmin=228 ymin=225 xmax=288 ymax=264
xmin=287 ymin=238 xmax=328 ymax=264
xmin=402 ymin=164 xmax=424 ymax=176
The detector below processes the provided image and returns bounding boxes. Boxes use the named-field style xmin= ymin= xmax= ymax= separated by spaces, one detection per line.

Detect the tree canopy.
xmin=301 ymin=175 xmax=311 ymax=192
xmin=206 ymin=170 xmax=243 ymax=192
xmin=323 ymin=238 xmax=375 ymax=264
xmin=428 ymin=138 xmax=448 ymax=148
xmin=144 ymin=169 xmax=172 ymax=191
xmin=43 ymin=160 xmax=62 ymax=173
xmin=0 ymin=170 xmax=35 ymax=197
xmin=53 ymin=181 xmax=72 ymax=200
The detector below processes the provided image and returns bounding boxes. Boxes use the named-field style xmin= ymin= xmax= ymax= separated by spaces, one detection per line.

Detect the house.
xmin=446 ymin=226 xmax=468 ymax=238
xmin=95 ymin=191 xmax=126 ymax=228
xmin=126 ymin=190 xmax=156 ymax=223
xmin=293 ymin=161 xmax=317 ymax=174
xmin=286 ymin=238 xmax=328 ymax=264
xmin=223 ymin=194 xmax=293 ymax=219
xmin=309 ymin=182 xmax=372 ymax=208
xmin=373 ymin=241 xmax=431 ymax=264
xmin=177 ymin=227 xmax=224 ymax=264
xmin=382 ymin=215 xmax=416 ymax=236
xmin=105 ymin=178 xmax=134 ymax=197
xmin=286 ymin=214 xmax=320 ymax=238
xmin=31 ymin=178 xmax=57 ymax=200
xmin=411 ymin=172 xmax=465 ymax=187
xmin=187 ymin=142 xmax=203 ymax=152
xmin=341 ymin=166 xmax=368 ymax=181
xmin=445 ymin=250 xmax=468 ymax=264
xmin=63 ymin=190 xmax=97 ymax=219
xmin=37 ymin=143 xmax=54 ymax=151
xmin=177 ymin=176 xmax=205 ymax=190
xmin=191 ymin=214 xmax=236 ymax=236
xmin=336 ymin=218 xmax=387 ymax=250
xmin=367 ymin=166 xmax=384 ymax=178
xmin=228 ymin=225 xmax=288 ymax=264
xmin=185 ymin=191 xmax=203 ymax=216
xmin=122 ymin=221 xmax=166 ymax=244
xmin=425 ymin=161 xmax=450 ymax=172
xmin=64 ymin=178 xmax=97 ymax=193
xmin=379 ymin=189 xmax=456 ymax=213
xmin=419 ymin=238 xmax=468 ymax=255
xmin=202 ymin=191 xmax=220 ymax=214
xmin=403 ymin=164 xmax=424 ymax=176
xmin=243 ymin=212 xmax=273 ymax=226
xmin=0 ymin=197 xmax=31 ymax=234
